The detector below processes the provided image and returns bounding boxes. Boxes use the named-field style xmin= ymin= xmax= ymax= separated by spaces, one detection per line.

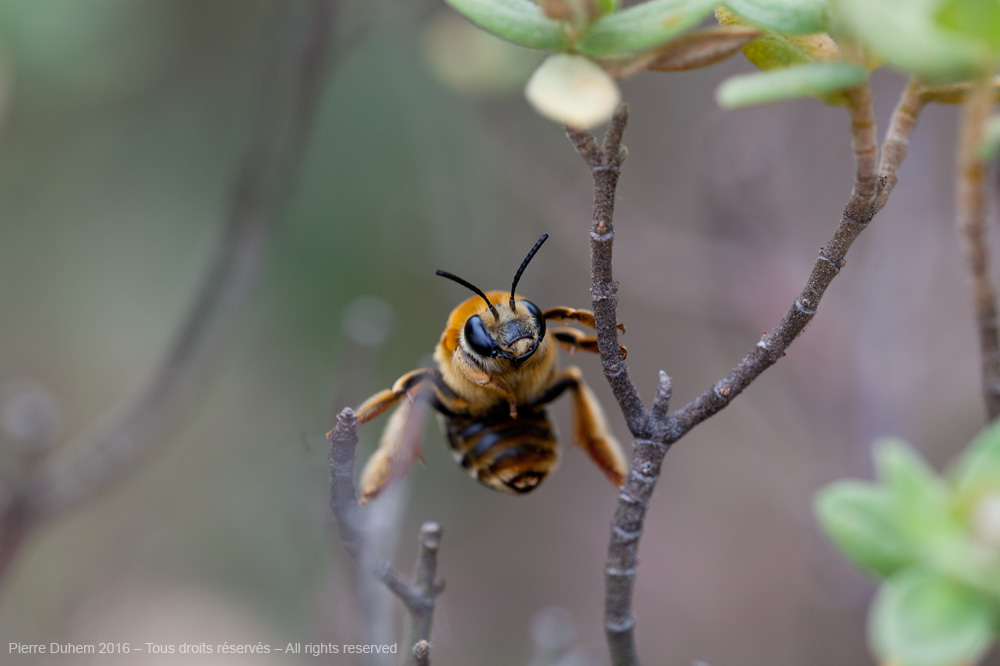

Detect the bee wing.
xmin=357 ymin=390 xmax=430 ymax=505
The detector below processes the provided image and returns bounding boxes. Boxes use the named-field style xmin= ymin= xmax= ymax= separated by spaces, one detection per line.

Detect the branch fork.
xmin=567 ymin=78 xmax=926 ymax=666
xmin=328 ymin=408 xmax=444 ymax=665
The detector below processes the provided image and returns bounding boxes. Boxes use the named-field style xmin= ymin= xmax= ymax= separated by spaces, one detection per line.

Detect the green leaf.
xmin=951 ymin=418 xmax=1000 ymax=500
xmin=814 ymin=481 xmax=913 ymax=578
xmin=723 ymin=0 xmax=829 ymax=34
xmin=874 ymin=438 xmax=954 ymax=543
xmin=937 ymin=0 xmax=1000 ymax=51
xmin=575 ymin=0 xmax=718 ymax=56
xmin=716 ymin=7 xmax=842 ymax=71
xmin=595 ymin=0 xmax=620 ymax=18
xmin=870 ymin=569 xmax=996 ymax=666
xmin=835 ymin=0 xmax=998 ymax=83
xmin=715 ymin=61 xmax=868 ymax=108
xmin=919 ymin=533 xmax=1000 ymax=602
xmin=444 ymin=0 xmax=572 ymax=51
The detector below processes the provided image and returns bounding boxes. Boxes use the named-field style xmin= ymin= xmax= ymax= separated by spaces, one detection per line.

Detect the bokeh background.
xmin=0 ymin=1 xmax=987 ymax=665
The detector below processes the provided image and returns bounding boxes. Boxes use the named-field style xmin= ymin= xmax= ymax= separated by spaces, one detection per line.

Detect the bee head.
xmin=436 ymin=234 xmax=549 ymax=369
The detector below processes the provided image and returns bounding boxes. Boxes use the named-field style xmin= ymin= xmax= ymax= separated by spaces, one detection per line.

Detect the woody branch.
xmin=0 ymin=0 xmax=337 ymax=584
xmin=568 ymin=78 xmax=924 ymax=666
xmin=955 ymin=77 xmax=1000 ymax=420
xmin=328 ymin=408 xmax=444 ymax=665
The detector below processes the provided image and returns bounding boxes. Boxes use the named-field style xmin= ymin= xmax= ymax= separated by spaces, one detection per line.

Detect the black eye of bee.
xmin=521 ymin=299 xmax=545 ymax=339
xmin=464 ymin=314 xmax=499 ymax=358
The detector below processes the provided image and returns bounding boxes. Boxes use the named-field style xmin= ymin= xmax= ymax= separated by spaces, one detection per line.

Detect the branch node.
xmin=842 ymin=213 xmax=867 ymax=228
xmin=605 ymin=616 xmax=636 ymax=633
xmin=794 ymin=298 xmax=817 ymax=315
xmin=590 ymin=228 xmax=614 ymax=243
xmin=605 ymin=566 xmax=637 ymax=578
xmin=816 ymin=254 xmax=841 ymax=273
xmin=629 ymin=468 xmax=657 ymax=484
xmin=618 ymin=490 xmax=642 ymax=505
xmin=713 ymin=382 xmax=733 ymax=400
xmin=612 ymin=525 xmax=643 ymax=543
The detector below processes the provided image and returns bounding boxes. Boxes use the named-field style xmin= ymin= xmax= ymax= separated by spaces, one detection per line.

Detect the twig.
xmin=568 ymin=77 xmax=924 ymax=666
xmin=327 ymin=409 xmax=445 ymax=660
xmin=568 ymin=105 xmax=652 ymax=666
xmin=566 ymin=106 xmax=650 ymax=438
xmin=0 ymin=0 xmax=337 ymax=583
xmin=874 ymin=78 xmax=925 ymax=213
xmin=404 ymin=523 xmax=443 ymax=666
xmin=955 ymin=77 xmax=1000 ymax=419
xmin=668 ymin=79 xmax=882 ymax=438
xmin=412 ymin=640 xmax=431 ymax=666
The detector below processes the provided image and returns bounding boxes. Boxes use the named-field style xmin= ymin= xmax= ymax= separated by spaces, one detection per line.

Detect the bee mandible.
xmin=347 ymin=233 xmax=627 ymax=503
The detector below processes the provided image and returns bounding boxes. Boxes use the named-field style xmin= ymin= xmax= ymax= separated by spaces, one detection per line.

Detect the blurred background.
xmin=0 ymin=1 xmax=987 ymax=665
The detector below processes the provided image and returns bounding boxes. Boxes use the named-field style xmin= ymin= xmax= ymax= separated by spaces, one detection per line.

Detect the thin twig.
xmin=412 ymin=640 xmax=431 ymax=666
xmin=956 ymin=77 xmax=1000 ymax=419
xmin=0 ymin=0 xmax=337 ymax=583
xmin=566 ymin=106 xmax=650 ymax=438
xmin=668 ymin=79 xmax=883 ymax=439
xmin=404 ymin=522 xmax=444 ymax=666
xmin=568 ymin=106 xmax=651 ymax=666
xmin=874 ymin=78 xmax=925 ymax=213
xmin=328 ymin=409 xmax=445 ymax=657
xmin=569 ymin=77 xmax=924 ymax=666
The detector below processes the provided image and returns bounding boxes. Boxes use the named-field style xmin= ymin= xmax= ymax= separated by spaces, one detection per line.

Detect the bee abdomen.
xmin=447 ymin=411 xmax=558 ymax=494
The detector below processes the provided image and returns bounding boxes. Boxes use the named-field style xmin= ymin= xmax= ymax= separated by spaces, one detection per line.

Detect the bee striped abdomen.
xmin=446 ymin=407 xmax=558 ymax=494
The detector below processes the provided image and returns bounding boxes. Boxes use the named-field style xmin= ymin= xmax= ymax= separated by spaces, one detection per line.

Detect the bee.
xmin=349 ymin=233 xmax=626 ymax=503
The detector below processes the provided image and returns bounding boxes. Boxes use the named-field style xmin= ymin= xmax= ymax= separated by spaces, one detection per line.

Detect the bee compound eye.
xmin=464 ymin=314 xmax=499 ymax=357
xmin=521 ymin=300 xmax=545 ymax=339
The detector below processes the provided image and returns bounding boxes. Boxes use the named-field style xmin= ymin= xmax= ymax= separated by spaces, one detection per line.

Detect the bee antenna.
xmin=510 ymin=233 xmax=549 ymax=310
xmin=435 ymin=270 xmax=499 ymax=321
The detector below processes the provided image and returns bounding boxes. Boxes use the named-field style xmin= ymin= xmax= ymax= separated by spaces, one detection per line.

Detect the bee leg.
xmin=550 ymin=327 xmax=627 ymax=360
xmin=543 ymin=307 xmax=625 ymax=335
xmin=536 ymin=367 xmax=627 ymax=487
xmin=353 ymin=369 xmax=439 ymax=424
xmin=452 ymin=352 xmax=519 ymax=418
xmin=342 ymin=369 xmax=459 ymax=505
xmin=358 ymin=393 xmax=427 ymax=505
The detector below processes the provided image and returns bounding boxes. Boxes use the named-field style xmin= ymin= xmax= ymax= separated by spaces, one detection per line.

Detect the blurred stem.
xmin=0 ymin=0 xmax=336 ymax=584
xmin=956 ymin=77 xmax=1000 ymax=420
xmin=327 ymin=409 xmax=445 ymax=657
xmin=404 ymin=523 xmax=443 ymax=666
xmin=875 ymin=78 xmax=925 ymax=212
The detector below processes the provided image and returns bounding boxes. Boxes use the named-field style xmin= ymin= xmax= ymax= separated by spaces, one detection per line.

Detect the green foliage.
xmin=951 ymin=414 xmax=1000 ymax=499
xmin=815 ymin=429 xmax=1000 ymax=666
xmin=715 ymin=61 xmax=867 ymax=107
xmin=594 ymin=0 xmax=620 ymax=17
xmin=442 ymin=0 xmax=571 ymax=51
xmin=722 ymin=0 xmax=830 ymax=34
xmin=870 ymin=570 xmax=995 ymax=666
xmin=815 ymin=481 xmax=911 ymax=577
xmin=833 ymin=0 xmax=1000 ymax=83
xmin=874 ymin=438 xmax=955 ymax=544
xmin=978 ymin=113 xmax=1000 ymax=160
xmin=574 ymin=0 xmax=718 ymax=56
